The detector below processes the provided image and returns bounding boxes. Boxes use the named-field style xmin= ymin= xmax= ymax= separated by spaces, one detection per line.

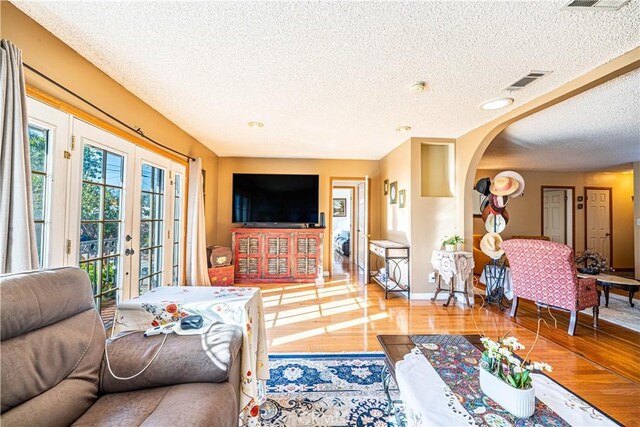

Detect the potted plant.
xmin=479 ymin=334 xmax=552 ymax=419
xmin=442 ymin=236 xmax=464 ymax=252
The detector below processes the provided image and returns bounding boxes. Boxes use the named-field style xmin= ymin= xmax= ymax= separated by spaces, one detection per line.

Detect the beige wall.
xmin=411 ymin=139 xmax=457 ymax=294
xmin=215 ymin=157 xmax=381 ymax=272
xmin=473 ymin=169 xmax=635 ymax=269
xmin=1 ymin=2 xmax=219 ymax=244
xmin=377 ymin=138 xmax=457 ymax=294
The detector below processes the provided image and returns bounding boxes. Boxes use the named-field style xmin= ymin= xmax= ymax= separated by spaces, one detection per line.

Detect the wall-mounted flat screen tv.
xmin=232 ymin=173 xmax=319 ymax=224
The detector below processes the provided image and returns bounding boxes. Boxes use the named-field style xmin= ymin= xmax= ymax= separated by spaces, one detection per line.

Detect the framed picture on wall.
xmin=390 ymin=181 xmax=398 ymax=204
xmin=384 ymin=179 xmax=389 ymax=195
xmin=333 ymin=198 xmax=347 ymax=217
xmin=399 ymin=189 xmax=406 ymax=208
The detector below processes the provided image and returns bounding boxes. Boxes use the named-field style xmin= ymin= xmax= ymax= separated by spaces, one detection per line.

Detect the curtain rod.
xmin=23 ymin=63 xmax=196 ymax=161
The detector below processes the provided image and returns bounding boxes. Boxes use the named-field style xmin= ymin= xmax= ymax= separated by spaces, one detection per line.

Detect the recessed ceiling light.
xmin=409 ymin=82 xmax=427 ymax=94
xmin=248 ymin=121 xmax=264 ymax=128
xmin=479 ymin=97 xmax=514 ymax=111
xmin=396 ymin=126 xmax=411 ymax=133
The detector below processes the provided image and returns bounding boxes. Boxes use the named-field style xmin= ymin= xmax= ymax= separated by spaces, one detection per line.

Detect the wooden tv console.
xmin=232 ymin=227 xmax=324 ymax=283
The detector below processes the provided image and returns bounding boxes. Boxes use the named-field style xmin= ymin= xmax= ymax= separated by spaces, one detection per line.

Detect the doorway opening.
xmin=328 ymin=178 xmax=369 ymax=282
xmin=541 ymin=186 xmax=575 ymax=248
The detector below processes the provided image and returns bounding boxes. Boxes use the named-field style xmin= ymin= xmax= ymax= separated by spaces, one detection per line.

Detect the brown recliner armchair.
xmin=1 ymin=267 xmax=242 ymax=426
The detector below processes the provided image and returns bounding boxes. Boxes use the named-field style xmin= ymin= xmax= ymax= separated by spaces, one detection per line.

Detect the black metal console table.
xmin=369 ymin=240 xmax=410 ymax=299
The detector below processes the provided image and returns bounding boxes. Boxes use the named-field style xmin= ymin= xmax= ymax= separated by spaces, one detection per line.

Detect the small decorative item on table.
xmin=208 ymin=265 xmax=235 ymax=286
xmin=479 ymin=334 xmax=552 ymax=419
xmin=575 ymin=249 xmax=613 ymax=275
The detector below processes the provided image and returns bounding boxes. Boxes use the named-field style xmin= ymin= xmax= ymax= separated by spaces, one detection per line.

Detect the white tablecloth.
xmin=396 ymin=349 xmax=615 ymax=426
xmin=113 ymin=286 xmax=269 ymax=422
xmin=479 ymin=265 xmax=513 ymax=299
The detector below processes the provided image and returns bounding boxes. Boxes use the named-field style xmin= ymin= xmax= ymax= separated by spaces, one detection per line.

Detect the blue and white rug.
xmin=259 ymin=353 xmax=399 ymax=426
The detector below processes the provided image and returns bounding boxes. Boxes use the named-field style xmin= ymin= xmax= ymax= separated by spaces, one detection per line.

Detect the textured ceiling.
xmin=480 ymin=69 xmax=640 ymax=172
xmin=12 ymin=1 xmax=640 ymax=159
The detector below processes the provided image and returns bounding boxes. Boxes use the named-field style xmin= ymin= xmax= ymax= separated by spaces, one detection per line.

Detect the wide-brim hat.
xmin=489 ymin=195 xmax=507 ymax=215
xmin=475 ymin=177 xmax=491 ymax=196
xmin=481 ymin=205 xmax=492 ymax=221
xmin=480 ymin=195 xmax=490 ymax=213
xmin=485 ymin=209 xmax=509 ymax=233
xmin=480 ymin=232 xmax=504 ymax=259
xmin=495 ymin=171 xmax=525 ymax=198
xmin=490 ymin=176 xmax=519 ymax=196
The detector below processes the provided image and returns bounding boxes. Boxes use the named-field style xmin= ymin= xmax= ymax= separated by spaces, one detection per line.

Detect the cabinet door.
xmin=264 ymin=233 xmax=291 ymax=278
xmin=235 ymin=233 xmax=262 ymax=278
xmin=293 ymin=233 xmax=320 ymax=279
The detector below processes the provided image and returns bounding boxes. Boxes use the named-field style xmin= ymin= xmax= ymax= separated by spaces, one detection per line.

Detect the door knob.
xmin=605 ymin=233 xmax=611 ymax=237
xmin=125 ymin=248 xmax=135 ymax=256
xmin=125 ymin=234 xmax=133 ymax=242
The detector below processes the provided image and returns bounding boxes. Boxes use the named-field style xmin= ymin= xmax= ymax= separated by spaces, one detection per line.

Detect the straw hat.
xmin=494 ymin=171 xmax=525 ymax=198
xmin=485 ymin=210 xmax=509 ymax=233
xmin=489 ymin=176 xmax=519 ymax=196
xmin=480 ymin=232 xmax=504 ymax=259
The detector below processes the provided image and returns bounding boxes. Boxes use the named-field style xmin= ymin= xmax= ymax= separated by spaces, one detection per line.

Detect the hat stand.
xmin=481 ymin=174 xmax=521 ymax=311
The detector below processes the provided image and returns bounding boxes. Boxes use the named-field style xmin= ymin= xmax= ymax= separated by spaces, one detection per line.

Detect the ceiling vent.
xmin=504 ymin=71 xmax=552 ymax=92
xmin=562 ymin=0 xmax=630 ymax=11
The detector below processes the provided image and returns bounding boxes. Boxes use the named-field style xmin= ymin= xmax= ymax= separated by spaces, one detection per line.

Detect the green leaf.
xmin=506 ymin=375 xmax=517 ymax=388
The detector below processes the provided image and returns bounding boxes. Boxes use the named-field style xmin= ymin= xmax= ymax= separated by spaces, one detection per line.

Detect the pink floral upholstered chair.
xmin=501 ymin=239 xmax=599 ymax=336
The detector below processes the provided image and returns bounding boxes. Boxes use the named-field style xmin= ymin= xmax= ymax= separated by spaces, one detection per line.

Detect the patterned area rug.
xmin=259 ymin=353 xmax=399 ymax=426
xmin=581 ymin=293 xmax=640 ymax=332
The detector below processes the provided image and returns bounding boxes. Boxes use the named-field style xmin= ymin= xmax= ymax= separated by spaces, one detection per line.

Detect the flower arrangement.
xmin=575 ymin=249 xmax=613 ymax=274
xmin=480 ymin=333 xmax=552 ymax=390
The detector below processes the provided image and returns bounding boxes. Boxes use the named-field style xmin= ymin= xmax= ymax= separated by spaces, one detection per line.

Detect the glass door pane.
xmin=138 ymin=163 xmax=166 ymax=294
xmin=79 ymin=144 xmax=125 ymax=326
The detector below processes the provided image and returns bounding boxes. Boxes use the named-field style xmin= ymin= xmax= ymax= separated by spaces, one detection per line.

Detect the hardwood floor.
xmin=254 ymin=267 xmax=640 ymax=425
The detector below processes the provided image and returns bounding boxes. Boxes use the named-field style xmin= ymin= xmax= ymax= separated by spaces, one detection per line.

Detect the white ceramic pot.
xmin=479 ymin=367 xmax=536 ymax=419
xmin=444 ymin=244 xmax=456 ymax=252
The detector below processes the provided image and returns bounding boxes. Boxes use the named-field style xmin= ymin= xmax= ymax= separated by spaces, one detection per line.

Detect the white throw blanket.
xmin=395 ymin=348 xmax=616 ymax=426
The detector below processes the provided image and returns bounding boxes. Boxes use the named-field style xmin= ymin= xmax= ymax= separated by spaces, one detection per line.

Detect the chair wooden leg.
xmin=593 ymin=306 xmax=599 ymax=328
xmin=568 ymin=311 xmax=577 ymax=336
xmin=510 ymin=296 xmax=519 ymax=318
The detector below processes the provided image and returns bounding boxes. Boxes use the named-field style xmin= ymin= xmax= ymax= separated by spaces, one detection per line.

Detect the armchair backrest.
xmin=1 ymin=267 xmax=106 ymax=426
xmin=501 ymin=239 xmax=579 ymax=310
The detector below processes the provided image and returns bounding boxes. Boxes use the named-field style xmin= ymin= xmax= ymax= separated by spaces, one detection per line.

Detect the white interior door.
xmin=586 ymin=188 xmax=612 ymax=260
xmin=543 ymin=190 xmax=567 ymax=243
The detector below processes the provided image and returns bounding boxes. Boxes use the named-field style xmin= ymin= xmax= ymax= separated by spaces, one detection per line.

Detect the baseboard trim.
xmin=410 ymin=292 xmax=451 ymax=301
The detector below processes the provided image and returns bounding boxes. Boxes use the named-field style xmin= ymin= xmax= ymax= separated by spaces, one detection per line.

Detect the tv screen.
xmin=232 ymin=174 xmax=319 ymax=224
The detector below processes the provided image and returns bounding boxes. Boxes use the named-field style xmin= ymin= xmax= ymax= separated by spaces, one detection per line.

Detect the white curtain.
xmin=0 ymin=40 xmax=38 ymax=274
xmin=186 ymin=157 xmax=209 ymax=285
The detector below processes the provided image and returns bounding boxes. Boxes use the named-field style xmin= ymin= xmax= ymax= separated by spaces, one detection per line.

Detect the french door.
xmin=69 ymin=119 xmax=184 ymax=320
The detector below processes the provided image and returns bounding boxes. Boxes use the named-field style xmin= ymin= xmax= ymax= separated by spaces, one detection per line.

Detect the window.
xmin=28 ymin=125 xmax=49 ymax=267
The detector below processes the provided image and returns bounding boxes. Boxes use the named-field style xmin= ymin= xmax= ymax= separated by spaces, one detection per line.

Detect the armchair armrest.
xmin=100 ymin=323 xmax=242 ymax=394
